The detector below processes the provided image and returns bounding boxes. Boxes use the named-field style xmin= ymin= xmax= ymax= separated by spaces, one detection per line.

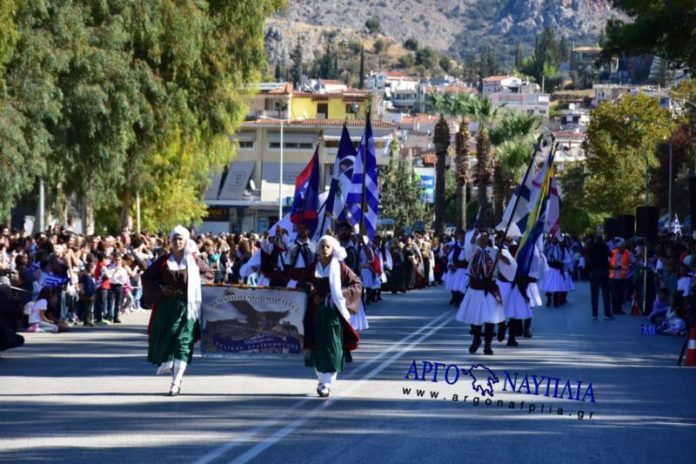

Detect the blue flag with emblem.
xmin=345 ymin=116 xmax=379 ymax=240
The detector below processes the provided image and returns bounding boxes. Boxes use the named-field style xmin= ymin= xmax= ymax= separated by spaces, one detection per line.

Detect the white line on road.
xmin=193 ymin=311 xmax=455 ymax=464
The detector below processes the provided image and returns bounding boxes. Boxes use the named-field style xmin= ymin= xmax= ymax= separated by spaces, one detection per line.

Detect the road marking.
xmin=193 ymin=311 xmax=455 ymax=464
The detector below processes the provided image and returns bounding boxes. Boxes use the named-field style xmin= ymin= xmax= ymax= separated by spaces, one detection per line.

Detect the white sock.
xmin=315 ymin=370 xmax=337 ymax=386
xmin=172 ymin=359 xmax=187 ymax=388
xmin=156 ymin=360 xmax=173 ymax=375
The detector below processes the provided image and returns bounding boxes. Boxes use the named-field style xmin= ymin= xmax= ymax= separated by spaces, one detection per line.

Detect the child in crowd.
xmin=648 ymin=288 xmax=670 ymax=325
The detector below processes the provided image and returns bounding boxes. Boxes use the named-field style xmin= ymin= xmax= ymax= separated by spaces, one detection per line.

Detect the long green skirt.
xmin=304 ymin=302 xmax=346 ymax=373
xmin=148 ymin=296 xmax=199 ymax=365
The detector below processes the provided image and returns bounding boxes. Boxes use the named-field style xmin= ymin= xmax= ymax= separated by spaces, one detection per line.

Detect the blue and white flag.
xmin=500 ymin=145 xmax=553 ymax=236
xmin=345 ymin=117 xmax=379 ymax=240
xmin=325 ymin=124 xmax=356 ymax=222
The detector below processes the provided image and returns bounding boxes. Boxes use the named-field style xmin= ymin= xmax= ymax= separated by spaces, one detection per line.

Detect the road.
xmin=1 ymin=282 xmax=695 ymax=464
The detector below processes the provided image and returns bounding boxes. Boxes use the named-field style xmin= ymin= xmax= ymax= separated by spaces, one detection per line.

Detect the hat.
xmin=495 ymin=222 xmax=522 ymax=239
xmin=614 ymin=237 xmax=625 ymax=247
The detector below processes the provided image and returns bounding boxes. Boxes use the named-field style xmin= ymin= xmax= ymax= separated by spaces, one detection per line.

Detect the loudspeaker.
xmin=636 ymin=206 xmax=659 ymax=239
xmin=690 ymin=175 xmax=696 ymax=230
xmin=617 ymin=214 xmax=635 ymax=238
xmin=604 ymin=217 xmax=619 ymax=239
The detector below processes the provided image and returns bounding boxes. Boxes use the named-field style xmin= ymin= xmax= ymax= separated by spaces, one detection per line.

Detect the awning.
xmin=204 ymin=161 xmax=255 ymax=201
xmin=260 ymin=162 xmax=306 ymax=202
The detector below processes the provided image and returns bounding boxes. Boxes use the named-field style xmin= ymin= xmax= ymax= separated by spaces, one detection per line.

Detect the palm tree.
xmin=433 ymin=115 xmax=450 ymax=234
xmin=490 ymin=111 xmax=542 ymax=221
xmin=454 ymin=118 xmax=470 ymax=230
xmin=468 ymin=95 xmax=499 ymax=224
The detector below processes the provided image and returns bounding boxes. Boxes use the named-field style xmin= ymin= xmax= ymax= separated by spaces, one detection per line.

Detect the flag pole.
xmin=482 ymin=134 xmax=556 ymax=278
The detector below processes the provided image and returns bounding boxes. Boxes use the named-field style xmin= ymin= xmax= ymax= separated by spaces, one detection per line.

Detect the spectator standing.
xmin=587 ymin=235 xmax=613 ymax=320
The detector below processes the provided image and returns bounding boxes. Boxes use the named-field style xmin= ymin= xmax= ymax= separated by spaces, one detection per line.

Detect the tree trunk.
xmin=493 ymin=160 xmax=505 ymax=224
xmin=455 ymin=180 xmax=466 ymax=231
xmin=433 ymin=116 xmax=450 ymax=235
xmin=81 ymin=198 xmax=95 ymax=236
xmin=454 ymin=122 xmax=470 ymax=231
xmin=476 ymin=128 xmax=491 ymax=218
xmin=120 ymin=190 xmax=133 ymax=232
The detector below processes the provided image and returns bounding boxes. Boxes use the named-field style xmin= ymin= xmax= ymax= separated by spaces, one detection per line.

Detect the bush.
xmin=404 ymin=38 xmax=419 ymax=51
xmin=365 ymin=17 xmax=380 ymax=34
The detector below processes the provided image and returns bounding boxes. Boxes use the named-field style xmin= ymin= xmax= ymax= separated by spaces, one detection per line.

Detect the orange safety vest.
xmin=609 ymin=249 xmax=631 ymax=279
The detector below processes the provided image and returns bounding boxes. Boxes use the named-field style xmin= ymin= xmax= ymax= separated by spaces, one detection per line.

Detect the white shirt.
xmin=29 ymin=299 xmax=47 ymax=324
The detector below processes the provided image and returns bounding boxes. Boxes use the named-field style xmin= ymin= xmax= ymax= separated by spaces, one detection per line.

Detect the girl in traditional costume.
xmin=303 ymin=235 xmax=361 ymax=397
xmin=143 ymin=226 xmax=213 ymax=396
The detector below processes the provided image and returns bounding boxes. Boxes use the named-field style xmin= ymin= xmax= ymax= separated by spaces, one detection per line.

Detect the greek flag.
xmin=345 ymin=117 xmax=379 ymax=240
xmin=324 ymin=124 xmax=356 ymax=222
xmin=500 ymin=143 xmax=554 ymax=235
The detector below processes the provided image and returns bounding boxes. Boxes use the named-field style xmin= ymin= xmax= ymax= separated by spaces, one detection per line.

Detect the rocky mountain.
xmin=266 ymin=0 xmax=624 ymax=67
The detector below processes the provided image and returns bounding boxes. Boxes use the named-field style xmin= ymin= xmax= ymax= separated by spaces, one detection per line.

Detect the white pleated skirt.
xmin=527 ymin=282 xmax=543 ymax=307
xmin=542 ymin=268 xmax=566 ymax=292
xmin=500 ymin=282 xmax=534 ymax=319
xmin=361 ymin=268 xmax=381 ymax=290
xmin=564 ymin=273 xmax=575 ymax=291
xmin=456 ymin=289 xmax=505 ymax=325
xmin=350 ymin=300 xmax=369 ymax=331
xmin=448 ymin=269 xmax=468 ymax=292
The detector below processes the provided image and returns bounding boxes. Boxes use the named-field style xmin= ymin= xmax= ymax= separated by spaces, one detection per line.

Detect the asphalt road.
xmin=1 ymin=282 xmax=695 ymax=464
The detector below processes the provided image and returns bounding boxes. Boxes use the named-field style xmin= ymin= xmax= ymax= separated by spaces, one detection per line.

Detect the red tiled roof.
xmin=245 ymin=118 xmax=397 ymax=129
xmin=266 ymin=83 xmax=293 ymax=94
xmin=421 ymin=153 xmax=437 ymax=165
xmin=385 ymin=71 xmax=410 ymax=78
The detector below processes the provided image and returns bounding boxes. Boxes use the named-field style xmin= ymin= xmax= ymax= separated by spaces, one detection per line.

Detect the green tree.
xmin=585 ymin=94 xmax=674 ymax=216
xmin=489 ymin=111 xmax=540 ymax=221
xmin=359 ymin=45 xmax=365 ymax=89
xmin=514 ymin=42 xmax=523 ymax=70
xmin=365 ymin=16 xmax=380 ymax=34
xmin=404 ymin=38 xmax=418 ymax=51
xmin=468 ymin=95 xmax=499 ymax=221
xmin=373 ymin=38 xmax=385 ymax=54
xmin=439 ymin=56 xmax=451 ymax=74
xmin=380 ymin=153 xmax=428 ymax=234
xmin=603 ymin=1 xmax=696 ymax=70
xmin=433 ymin=116 xmax=450 ymax=234
xmin=398 ymin=54 xmax=415 ymax=68
xmin=290 ymin=38 xmax=303 ymax=87
xmin=415 ymin=46 xmax=436 ymax=69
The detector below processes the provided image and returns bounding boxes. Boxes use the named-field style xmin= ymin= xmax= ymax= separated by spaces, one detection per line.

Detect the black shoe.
xmin=168 ymin=385 xmax=180 ymax=396
xmin=469 ymin=339 xmax=481 ymax=354
xmin=113 ymin=319 xmax=122 ymax=323
xmin=506 ymin=339 xmax=519 ymax=347
xmin=483 ymin=346 xmax=494 ymax=355
xmin=523 ymin=331 xmax=532 ymax=338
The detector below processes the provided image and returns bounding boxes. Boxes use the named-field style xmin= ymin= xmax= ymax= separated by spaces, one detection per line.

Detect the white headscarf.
xmin=169 ymin=225 xmax=202 ymax=320
xmin=316 ymin=235 xmax=350 ymax=320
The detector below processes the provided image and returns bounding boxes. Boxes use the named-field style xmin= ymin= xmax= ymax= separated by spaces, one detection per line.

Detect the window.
xmin=238 ymin=141 xmax=254 ymax=149
xmin=317 ymin=103 xmax=328 ymax=118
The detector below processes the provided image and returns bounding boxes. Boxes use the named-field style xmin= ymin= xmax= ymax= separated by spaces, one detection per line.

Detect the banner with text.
xmin=200 ymin=286 xmax=307 ymax=358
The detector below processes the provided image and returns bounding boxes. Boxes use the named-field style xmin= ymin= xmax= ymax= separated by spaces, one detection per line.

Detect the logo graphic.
xmin=466 ymin=364 xmax=499 ymax=397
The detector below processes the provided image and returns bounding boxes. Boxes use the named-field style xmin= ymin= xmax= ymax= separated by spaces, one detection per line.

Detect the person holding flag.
xmin=446 ymin=229 xmax=469 ymax=306
xmin=286 ymin=148 xmax=321 ymax=289
xmin=456 ymin=229 xmax=517 ymax=355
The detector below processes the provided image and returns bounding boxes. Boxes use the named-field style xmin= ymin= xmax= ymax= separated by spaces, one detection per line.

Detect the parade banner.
xmin=200 ymin=285 xmax=307 ymax=358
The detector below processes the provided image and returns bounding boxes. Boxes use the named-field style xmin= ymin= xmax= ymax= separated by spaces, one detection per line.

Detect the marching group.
xmin=3 ymin=221 xmax=695 ymax=396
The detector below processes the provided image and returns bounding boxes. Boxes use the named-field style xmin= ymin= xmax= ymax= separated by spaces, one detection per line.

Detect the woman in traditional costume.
xmin=303 ymin=235 xmax=361 ymax=397
xmin=143 ymin=226 xmax=213 ymax=396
